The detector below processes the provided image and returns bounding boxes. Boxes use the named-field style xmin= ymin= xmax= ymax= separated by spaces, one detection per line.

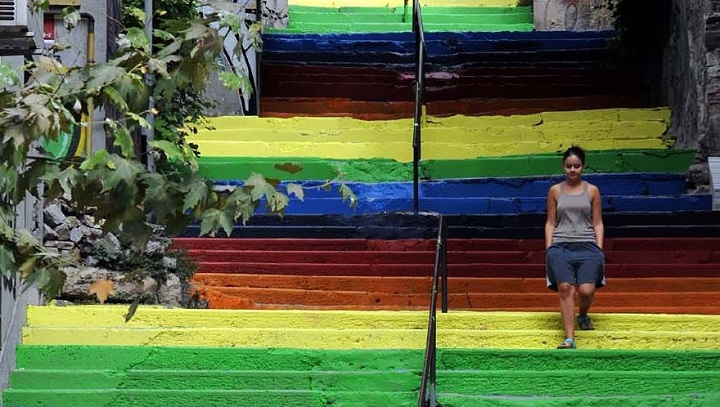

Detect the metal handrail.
xmin=411 ymin=0 xmax=427 ymax=214
xmin=417 ymin=215 xmax=448 ymax=407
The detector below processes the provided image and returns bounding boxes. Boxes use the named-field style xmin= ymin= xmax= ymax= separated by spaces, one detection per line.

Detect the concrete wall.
xmin=44 ymin=1 xmax=108 ymax=152
xmin=534 ymin=0 xmax=617 ymax=31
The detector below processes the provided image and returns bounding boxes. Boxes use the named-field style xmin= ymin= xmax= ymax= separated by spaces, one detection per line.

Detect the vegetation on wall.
xmin=0 ymin=1 xmax=355 ymax=300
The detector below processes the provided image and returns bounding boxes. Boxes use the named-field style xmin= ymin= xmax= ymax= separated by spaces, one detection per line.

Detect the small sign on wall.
xmin=43 ymin=16 xmax=55 ymax=46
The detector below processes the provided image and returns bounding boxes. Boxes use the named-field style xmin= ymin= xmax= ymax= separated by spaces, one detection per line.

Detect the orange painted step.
xmin=197 ymin=287 xmax=720 ymax=312
xmin=195 ymin=262 xmax=720 ymax=278
xmin=193 ymin=275 xmax=720 ymax=294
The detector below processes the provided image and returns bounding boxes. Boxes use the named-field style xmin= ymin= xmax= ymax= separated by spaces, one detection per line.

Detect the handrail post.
xmin=441 ymin=217 xmax=448 ymax=313
xmin=411 ymin=0 xmax=425 ymax=215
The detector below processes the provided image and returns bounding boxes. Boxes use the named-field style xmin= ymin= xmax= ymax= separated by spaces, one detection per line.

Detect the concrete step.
xmin=197 ymin=149 xmax=695 ymax=182
xmin=178 ymin=212 xmax=720 ymax=239
xmin=21 ymin=306 xmax=720 ymax=349
xmin=174 ymin=237 xmax=720 ymax=252
xmin=197 ymin=286 xmax=720 ymax=311
xmin=7 ymin=343 xmax=720 ymax=407
xmin=190 ymin=108 xmax=671 ymax=162
xmin=194 ymin=275 xmax=720 ymax=292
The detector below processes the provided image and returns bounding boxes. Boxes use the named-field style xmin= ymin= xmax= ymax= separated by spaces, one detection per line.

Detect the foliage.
xmin=0 ymin=1 xmax=356 ymax=299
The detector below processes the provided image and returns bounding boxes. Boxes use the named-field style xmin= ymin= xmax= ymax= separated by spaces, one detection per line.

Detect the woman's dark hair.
xmin=563 ymin=146 xmax=586 ymax=165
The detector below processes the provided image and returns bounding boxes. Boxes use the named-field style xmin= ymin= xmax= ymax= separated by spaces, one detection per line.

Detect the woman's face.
xmin=563 ymin=154 xmax=584 ymax=181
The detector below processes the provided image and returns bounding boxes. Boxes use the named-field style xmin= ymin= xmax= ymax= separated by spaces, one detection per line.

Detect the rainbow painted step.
xmin=18 ymin=306 xmax=720 ymax=350
xmin=6 ymin=306 xmax=720 ymax=406
xmin=174 ymin=237 xmax=720 ymax=313
xmin=260 ymin=30 xmax=647 ymax=116
xmin=214 ymin=173 xmax=710 ymax=215
xmin=191 ymin=109 xmax=672 ymax=162
xmin=269 ymin=5 xmax=533 ymax=34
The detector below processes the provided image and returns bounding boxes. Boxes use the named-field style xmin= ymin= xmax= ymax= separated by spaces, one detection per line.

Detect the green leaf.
xmin=149 ymin=140 xmax=184 ymax=162
xmin=79 ymin=149 xmax=110 ymax=170
xmin=103 ymin=87 xmax=129 ymax=112
xmin=87 ymin=66 xmax=127 ymax=89
xmin=339 ymin=184 xmax=358 ymax=208
xmin=111 ymin=126 xmax=135 ymax=158
xmin=182 ymin=178 xmax=208 ymax=211
xmin=0 ymin=62 xmax=21 ymax=87
xmin=244 ymin=173 xmax=274 ymax=202
xmin=125 ymin=27 xmax=150 ymax=52
xmin=155 ymin=39 xmax=183 ymax=58
xmin=101 ymin=154 xmax=143 ymax=193
xmin=0 ymin=244 xmax=16 ymax=275
xmin=200 ymin=208 xmax=220 ymax=237
xmin=286 ymin=183 xmax=304 ymax=201
xmin=267 ymin=192 xmax=289 ymax=213
xmin=218 ymin=210 xmax=234 ymax=238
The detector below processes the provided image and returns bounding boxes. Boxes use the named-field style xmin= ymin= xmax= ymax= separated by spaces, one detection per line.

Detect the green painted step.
xmin=422 ymin=149 xmax=696 ymax=180
xmin=436 ymin=393 xmax=720 ymax=407
xmin=288 ymin=5 xmax=532 ymax=14
xmin=8 ymin=346 xmax=720 ymax=407
xmin=14 ymin=346 xmax=423 ymax=371
xmin=9 ymin=370 xmax=420 ymax=391
xmin=198 ymin=149 xmax=695 ymax=182
xmin=15 ymin=346 xmax=720 ymax=373
xmin=3 ymin=389 xmax=417 ymax=407
xmin=287 ymin=8 xmax=532 ymax=24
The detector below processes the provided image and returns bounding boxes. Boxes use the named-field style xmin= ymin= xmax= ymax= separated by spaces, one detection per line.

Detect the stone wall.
xmin=43 ymin=201 xmax=189 ymax=307
xmin=670 ymin=0 xmax=720 ymax=190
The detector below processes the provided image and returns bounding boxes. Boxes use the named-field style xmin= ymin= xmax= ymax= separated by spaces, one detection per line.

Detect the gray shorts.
xmin=546 ymin=241 xmax=605 ymax=292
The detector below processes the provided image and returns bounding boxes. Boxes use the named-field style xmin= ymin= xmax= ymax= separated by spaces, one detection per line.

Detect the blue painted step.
xmin=215 ymin=173 xmax=689 ymax=199
xmin=263 ymin=31 xmax=615 ymax=54
xmin=214 ymin=174 xmax=711 ymax=215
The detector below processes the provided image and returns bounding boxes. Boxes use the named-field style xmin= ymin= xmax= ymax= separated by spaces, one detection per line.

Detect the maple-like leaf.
xmin=89 ymin=279 xmax=115 ymax=303
xmin=286 ymin=183 xmax=304 ymax=201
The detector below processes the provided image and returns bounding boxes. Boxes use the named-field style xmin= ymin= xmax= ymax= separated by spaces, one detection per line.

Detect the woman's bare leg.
xmin=558 ymin=282 xmax=576 ymax=340
xmin=577 ymin=283 xmax=596 ymax=317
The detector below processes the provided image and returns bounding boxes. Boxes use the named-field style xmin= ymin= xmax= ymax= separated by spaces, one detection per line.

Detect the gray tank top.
xmin=552 ymin=181 xmax=596 ymax=243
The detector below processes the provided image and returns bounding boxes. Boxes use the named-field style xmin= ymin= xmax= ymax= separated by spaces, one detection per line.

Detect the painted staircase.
xmin=4 ymin=0 xmax=720 ymax=406
xmin=5 ymin=306 xmax=720 ymax=407
xmin=174 ymin=236 xmax=720 ymax=314
xmin=261 ymin=4 xmax=647 ymax=119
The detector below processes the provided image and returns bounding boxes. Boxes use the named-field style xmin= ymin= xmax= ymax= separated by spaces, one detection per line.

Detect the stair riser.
xmin=193 ymin=276 xmax=720 ymax=293
xmin=195 ymin=262 xmax=720 ymax=278
xmin=175 ymin=237 xmax=720 ymax=252
xmin=198 ymin=288 xmax=720 ymax=310
xmin=21 ymin=327 xmax=720 ymax=350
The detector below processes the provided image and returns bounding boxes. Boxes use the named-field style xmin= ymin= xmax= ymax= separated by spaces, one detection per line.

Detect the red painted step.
xmin=259 ymin=95 xmax=645 ymax=119
xmin=186 ymin=249 xmax=716 ymax=265
xmin=175 ymin=238 xmax=720 ymax=252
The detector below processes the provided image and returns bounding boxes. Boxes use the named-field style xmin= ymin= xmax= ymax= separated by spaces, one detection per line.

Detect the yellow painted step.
xmin=23 ymin=306 xmax=720 ymax=350
xmin=25 ymin=306 xmax=719 ymax=331
xmin=190 ymin=109 xmax=671 ymax=161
